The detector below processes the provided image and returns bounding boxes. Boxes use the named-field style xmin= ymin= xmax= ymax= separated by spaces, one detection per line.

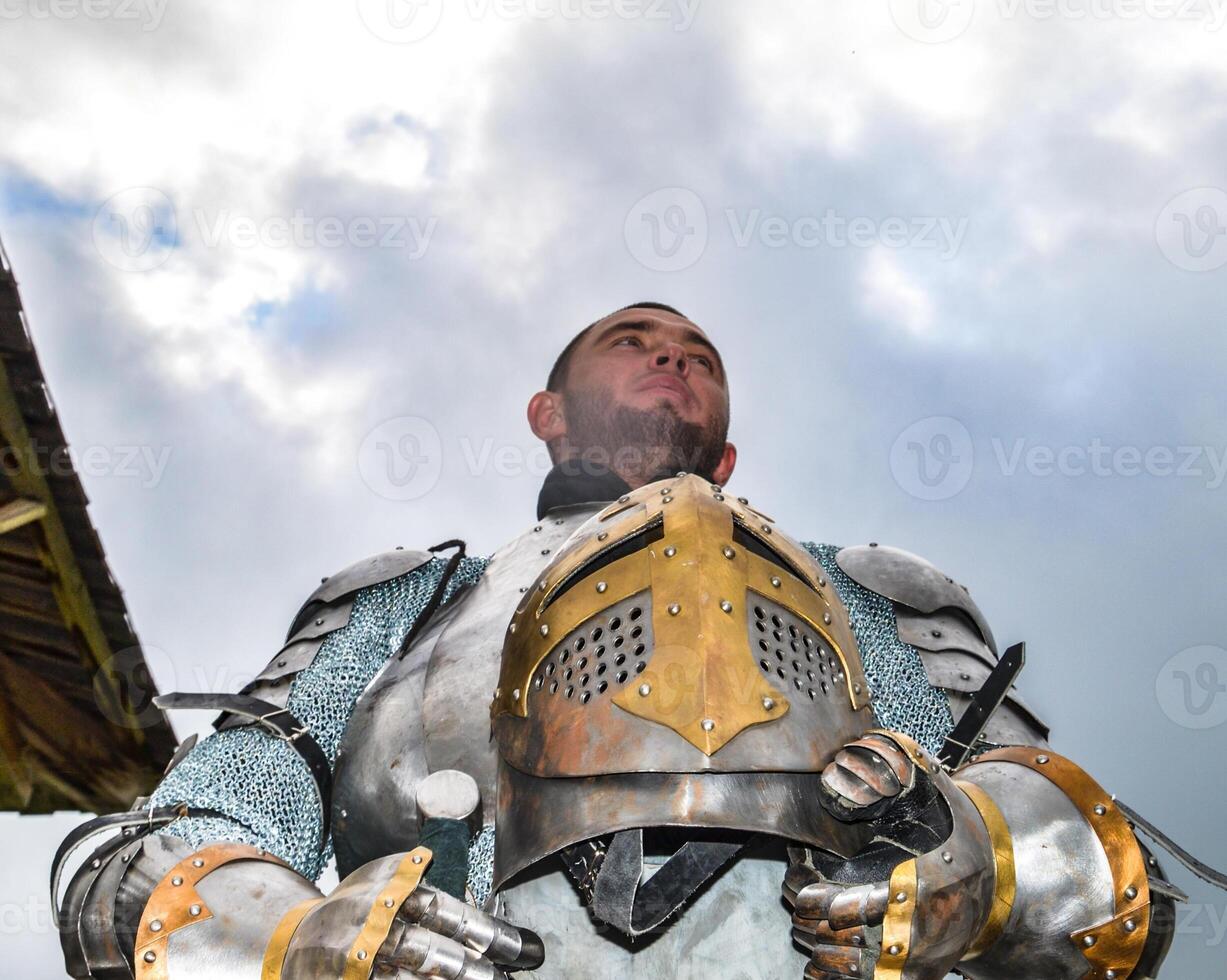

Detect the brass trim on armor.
xmin=261 ymin=898 xmax=323 ymax=980
xmin=343 ymin=846 xmax=433 ymax=980
xmin=974 ymin=748 xmax=1151 ymax=979
xmin=493 ymin=475 xmax=869 ymax=756
xmin=876 ymin=858 xmax=918 ymax=980
xmin=956 ymin=780 xmax=1016 ymax=960
xmin=135 ymin=843 xmax=290 ymax=980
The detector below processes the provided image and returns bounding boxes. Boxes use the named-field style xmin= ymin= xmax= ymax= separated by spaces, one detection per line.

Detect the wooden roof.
xmin=0 ymin=237 xmax=177 ymax=814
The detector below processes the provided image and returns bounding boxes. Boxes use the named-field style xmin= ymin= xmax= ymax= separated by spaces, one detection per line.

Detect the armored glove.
xmin=272 ymin=847 xmax=544 ymax=980
xmin=122 ymin=842 xmax=542 ymax=980
xmin=784 ymin=732 xmax=995 ymax=979
xmin=784 ymin=733 xmax=1171 ymax=980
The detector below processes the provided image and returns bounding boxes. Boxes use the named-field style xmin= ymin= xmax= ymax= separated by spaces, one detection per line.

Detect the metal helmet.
xmin=490 ymin=474 xmax=876 ymax=889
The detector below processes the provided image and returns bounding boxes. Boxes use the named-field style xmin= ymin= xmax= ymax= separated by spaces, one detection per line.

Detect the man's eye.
xmin=614 ymin=336 xmax=642 ymax=348
xmin=690 ymin=354 xmax=713 ymax=371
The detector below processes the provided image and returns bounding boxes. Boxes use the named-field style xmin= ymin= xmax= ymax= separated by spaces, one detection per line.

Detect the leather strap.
xmin=154 ymin=692 xmax=333 ymax=850
xmin=584 ymin=830 xmax=745 ymax=937
xmin=51 ymin=804 xmax=224 ymax=921
xmin=1117 ymin=797 xmax=1227 ymax=892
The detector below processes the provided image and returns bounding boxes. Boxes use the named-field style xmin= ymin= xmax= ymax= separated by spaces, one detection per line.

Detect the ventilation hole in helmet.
xmin=616 ymin=671 xmax=628 ymax=683
xmin=580 ymin=691 xmax=591 ymax=704
xmin=565 ymin=686 xmax=574 ymax=699
xmin=574 ymin=636 xmax=586 ymax=652
xmin=635 ymin=661 xmax=646 ymax=674
xmin=609 ymin=616 xmax=622 ymax=631
xmin=591 ymin=626 xmax=604 ymax=641
xmin=597 ymin=681 xmax=608 ymax=694
xmin=629 ymin=607 xmax=643 ymax=621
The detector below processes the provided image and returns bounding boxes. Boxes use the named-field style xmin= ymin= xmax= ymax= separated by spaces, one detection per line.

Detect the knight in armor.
xmin=54 ymin=302 xmax=1219 ymax=978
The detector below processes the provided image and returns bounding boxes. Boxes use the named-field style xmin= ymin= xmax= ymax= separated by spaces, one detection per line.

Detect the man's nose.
xmin=651 ymin=342 xmax=689 ymax=375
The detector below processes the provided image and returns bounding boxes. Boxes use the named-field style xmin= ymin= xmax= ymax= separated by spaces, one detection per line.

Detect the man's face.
xmin=529 ymin=307 xmax=736 ymax=486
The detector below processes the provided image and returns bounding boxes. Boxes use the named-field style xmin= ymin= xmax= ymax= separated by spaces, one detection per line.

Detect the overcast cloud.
xmin=2 ymin=2 xmax=1226 ymax=975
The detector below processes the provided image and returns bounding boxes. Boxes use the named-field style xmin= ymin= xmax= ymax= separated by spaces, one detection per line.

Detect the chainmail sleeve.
xmin=803 ymin=542 xmax=955 ymax=756
xmin=149 ymin=554 xmax=489 ymax=880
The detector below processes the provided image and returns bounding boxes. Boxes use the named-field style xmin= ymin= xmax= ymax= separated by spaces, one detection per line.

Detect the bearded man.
xmin=54 ymin=302 xmax=1198 ymax=979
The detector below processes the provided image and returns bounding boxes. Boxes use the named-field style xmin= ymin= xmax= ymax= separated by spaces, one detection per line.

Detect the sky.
xmin=2 ymin=0 xmax=1227 ymax=976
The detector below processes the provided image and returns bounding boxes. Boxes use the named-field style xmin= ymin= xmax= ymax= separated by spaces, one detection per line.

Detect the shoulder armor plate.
xmin=835 ymin=543 xmax=997 ymax=654
xmin=287 ymin=548 xmax=432 ymax=640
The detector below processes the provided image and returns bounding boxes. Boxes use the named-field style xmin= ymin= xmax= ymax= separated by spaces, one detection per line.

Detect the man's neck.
xmin=535 ymin=457 xmax=680 ymax=519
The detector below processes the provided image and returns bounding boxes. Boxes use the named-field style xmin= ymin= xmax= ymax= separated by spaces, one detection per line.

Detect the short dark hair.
xmin=546 ymin=302 xmax=688 ymax=392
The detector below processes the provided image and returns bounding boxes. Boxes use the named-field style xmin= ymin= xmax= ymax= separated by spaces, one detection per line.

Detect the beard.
xmin=556 ymin=384 xmax=728 ymax=486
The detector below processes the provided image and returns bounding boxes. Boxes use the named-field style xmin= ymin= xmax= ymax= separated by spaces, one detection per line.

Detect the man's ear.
xmin=527 ymin=390 xmax=567 ymax=444
xmin=712 ymin=442 xmax=737 ymax=485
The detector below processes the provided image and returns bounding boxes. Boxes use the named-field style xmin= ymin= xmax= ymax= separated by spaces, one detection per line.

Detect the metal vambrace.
xmin=951 ymin=748 xmax=1175 ymax=980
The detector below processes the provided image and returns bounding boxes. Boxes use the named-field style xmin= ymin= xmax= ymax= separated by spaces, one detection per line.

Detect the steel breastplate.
xmin=330 ymin=504 xmax=603 ymax=878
